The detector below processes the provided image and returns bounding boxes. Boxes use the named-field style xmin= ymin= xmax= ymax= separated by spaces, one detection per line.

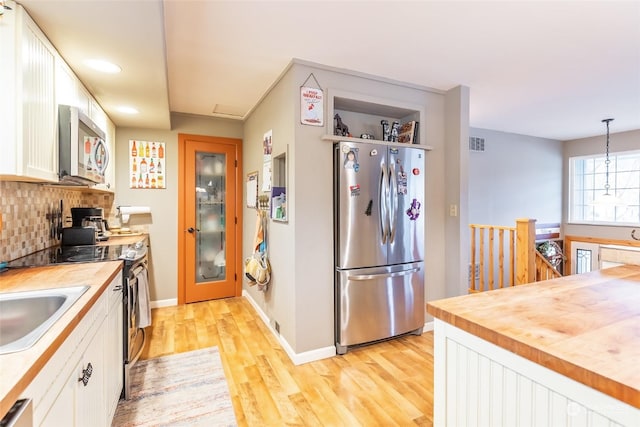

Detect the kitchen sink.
xmin=0 ymin=285 xmax=89 ymax=355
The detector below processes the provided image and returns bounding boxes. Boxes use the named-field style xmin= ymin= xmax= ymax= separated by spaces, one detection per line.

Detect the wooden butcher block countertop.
xmin=98 ymin=233 xmax=148 ymax=247
xmin=427 ymin=264 xmax=640 ymax=409
xmin=0 ymin=261 xmax=123 ymax=419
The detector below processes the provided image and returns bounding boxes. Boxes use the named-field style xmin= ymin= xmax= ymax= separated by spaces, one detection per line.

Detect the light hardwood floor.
xmin=141 ymin=297 xmax=435 ymax=426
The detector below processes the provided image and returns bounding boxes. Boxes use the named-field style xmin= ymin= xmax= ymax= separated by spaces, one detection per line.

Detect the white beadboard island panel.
xmin=433 ymin=320 xmax=638 ymax=426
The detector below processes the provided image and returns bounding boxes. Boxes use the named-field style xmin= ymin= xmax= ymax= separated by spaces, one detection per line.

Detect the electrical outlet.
xmin=468 ymin=263 xmax=480 ymax=282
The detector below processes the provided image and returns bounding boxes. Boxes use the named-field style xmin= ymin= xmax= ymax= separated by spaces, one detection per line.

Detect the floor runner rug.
xmin=112 ymin=347 xmax=237 ymax=427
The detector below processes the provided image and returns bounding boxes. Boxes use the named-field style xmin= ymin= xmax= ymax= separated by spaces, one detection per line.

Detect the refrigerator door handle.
xmin=348 ymin=267 xmax=421 ymax=281
xmin=379 ymin=161 xmax=389 ymax=244
xmin=388 ymin=162 xmax=398 ymax=243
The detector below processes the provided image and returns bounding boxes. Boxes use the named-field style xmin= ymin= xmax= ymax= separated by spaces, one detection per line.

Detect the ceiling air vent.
xmin=211 ymin=104 xmax=246 ymax=119
xmin=469 ymin=136 xmax=485 ymax=152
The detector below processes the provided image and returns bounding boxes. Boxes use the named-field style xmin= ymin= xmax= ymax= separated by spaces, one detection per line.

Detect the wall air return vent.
xmin=469 ymin=136 xmax=485 ymax=152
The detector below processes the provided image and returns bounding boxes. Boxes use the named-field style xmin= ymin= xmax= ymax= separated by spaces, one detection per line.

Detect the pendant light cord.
xmin=602 ymin=118 xmax=614 ymax=196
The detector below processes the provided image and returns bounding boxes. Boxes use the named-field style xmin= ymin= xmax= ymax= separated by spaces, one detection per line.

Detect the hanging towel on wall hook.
xmin=245 ymin=210 xmax=271 ymax=291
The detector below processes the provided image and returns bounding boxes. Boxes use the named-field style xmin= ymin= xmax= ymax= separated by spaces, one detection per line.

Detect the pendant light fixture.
xmin=592 ymin=118 xmax=623 ymax=206
xmin=602 ymin=118 xmax=614 ymax=197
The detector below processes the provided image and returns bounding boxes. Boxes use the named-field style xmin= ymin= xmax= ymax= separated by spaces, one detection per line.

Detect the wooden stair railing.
xmin=469 ymin=224 xmax=516 ymax=293
xmin=470 ymin=219 xmax=561 ymax=293
xmin=535 ymin=251 xmax=563 ymax=281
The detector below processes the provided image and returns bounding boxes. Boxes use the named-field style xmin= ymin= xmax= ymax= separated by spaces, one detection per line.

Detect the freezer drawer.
xmin=336 ymin=262 xmax=424 ymax=354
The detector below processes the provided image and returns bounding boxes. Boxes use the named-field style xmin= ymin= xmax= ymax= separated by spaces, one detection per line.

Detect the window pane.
xmin=569 ymin=150 xmax=640 ymax=225
xmin=617 ymin=171 xmax=639 ymax=189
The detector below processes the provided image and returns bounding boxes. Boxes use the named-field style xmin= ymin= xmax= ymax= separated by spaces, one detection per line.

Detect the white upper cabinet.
xmin=55 ymin=58 xmax=80 ymax=110
xmin=55 ymin=57 xmax=91 ymax=115
xmin=0 ymin=1 xmax=58 ymax=181
xmin=1 ymin=1 xmax=116 ymax=189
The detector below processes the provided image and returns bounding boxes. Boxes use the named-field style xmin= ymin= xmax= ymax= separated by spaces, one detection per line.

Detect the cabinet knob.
xmin=78 ymin=362 xmax=93 ymax=386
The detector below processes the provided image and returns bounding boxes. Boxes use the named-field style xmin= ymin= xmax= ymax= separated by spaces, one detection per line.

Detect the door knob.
xmin=187 ymin=227 xmax=199 ymax=233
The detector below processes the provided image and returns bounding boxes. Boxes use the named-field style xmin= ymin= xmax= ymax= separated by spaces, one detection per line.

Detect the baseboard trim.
xmin=242 ymin=290 xmax=336 ymax=365
xmin=150 ymin=298 xmax=177 ymax=309
xmin=423 ymin=320 xmax=434 ymax=332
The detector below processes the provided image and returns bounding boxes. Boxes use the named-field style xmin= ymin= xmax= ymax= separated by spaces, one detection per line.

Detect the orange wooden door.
xmin=178 ymin=134 xmax=242 ymax=303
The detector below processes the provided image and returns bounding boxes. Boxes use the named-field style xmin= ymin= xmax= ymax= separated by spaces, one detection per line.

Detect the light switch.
xmin=449 ymin=204 xmax=458 ymax=217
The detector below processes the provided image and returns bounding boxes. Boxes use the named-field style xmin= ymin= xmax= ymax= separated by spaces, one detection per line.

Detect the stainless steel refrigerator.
xmin=334 ymin=140 xmax=425 ymax=354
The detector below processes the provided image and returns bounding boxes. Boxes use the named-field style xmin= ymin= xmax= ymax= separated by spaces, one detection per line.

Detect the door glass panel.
xmin=195 ymin=152 xmax=226 ymax=283
xmin=576 ymin=248 xmax=593 ymax=274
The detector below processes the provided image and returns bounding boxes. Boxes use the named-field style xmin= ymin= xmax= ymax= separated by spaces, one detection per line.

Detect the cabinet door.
xmin=41 ymin=370 xmax=76 ymax=427
xmin=0 ymin=2 xmax=18 ymax=172
xmin=106 ymin=292 xmax=123 ymax=421
xmin=20 ymin=7 xmax=58 ymax=181
xmin=55 ymin=57 xmax=80 ymax=109
xmin=100 ymin=118 xmax=117 ymax=191
xmin=76 ymin=318 xmax=107 ymax=427
xmin=570 ymin=241 xmax=600 ymax=274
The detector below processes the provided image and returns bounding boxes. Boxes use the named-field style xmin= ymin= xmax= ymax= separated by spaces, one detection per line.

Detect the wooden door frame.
xmin=177 ymin=133 xmax=243 ymax=304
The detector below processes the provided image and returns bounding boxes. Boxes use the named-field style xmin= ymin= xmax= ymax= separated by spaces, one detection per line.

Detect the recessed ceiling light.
xmin=84 ymin=59 xmax=122 ymax=74
xmin=116 ymin=106 xmax=139 ymax=115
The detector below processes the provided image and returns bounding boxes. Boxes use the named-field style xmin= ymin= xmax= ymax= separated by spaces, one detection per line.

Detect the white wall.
xmin=468 ymin=128 xmax=563 ymax=226
xmin=563 ymin=129 xmax=640 ymax=240
xmin=241 ymin=68 xmax=297 ymax=347
xmin=114 ymin=113 xmax=243 ymax=302
xmin=444 ymin=87 xmax=470 ymax=297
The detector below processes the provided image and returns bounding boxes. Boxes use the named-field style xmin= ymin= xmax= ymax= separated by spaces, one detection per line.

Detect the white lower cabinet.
xmin=75 ymin=321 xmax=106 ymax=426
xmin=106 ymin=275 xmax=124 ymax=421
xmin=41 ymin=317 xmax=106 ymax=427
xmin=39 ymin=372 xmax=74 ymax=427
xmin=23 ymin=271 xmax=123 ymax=427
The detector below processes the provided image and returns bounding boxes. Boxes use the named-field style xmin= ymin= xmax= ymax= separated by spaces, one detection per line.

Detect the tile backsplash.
xmin=0 ymin=181 xmax=116 ymax=262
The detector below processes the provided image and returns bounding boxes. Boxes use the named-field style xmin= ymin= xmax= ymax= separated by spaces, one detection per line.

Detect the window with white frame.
xmin=569 ymin=150 xmax=640 ymax=225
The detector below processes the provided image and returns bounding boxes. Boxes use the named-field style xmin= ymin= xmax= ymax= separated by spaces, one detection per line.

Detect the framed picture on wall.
xmin=247 ymin=171 xmax=258 ymax=208
xmin=129 ymin=140 xmax=166 ymax=189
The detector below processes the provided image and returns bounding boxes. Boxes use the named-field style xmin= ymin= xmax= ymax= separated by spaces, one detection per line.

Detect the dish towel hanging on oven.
xmin=136 ymin=268 xmax=152 ymax=328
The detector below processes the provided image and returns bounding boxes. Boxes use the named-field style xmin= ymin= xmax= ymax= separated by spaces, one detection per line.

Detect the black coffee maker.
xmin=62 ymin=207 xmax=108 ymax=245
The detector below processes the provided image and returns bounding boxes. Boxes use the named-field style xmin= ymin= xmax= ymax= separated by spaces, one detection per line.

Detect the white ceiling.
xmin=18 ymin=0 xmax=640 ymax=141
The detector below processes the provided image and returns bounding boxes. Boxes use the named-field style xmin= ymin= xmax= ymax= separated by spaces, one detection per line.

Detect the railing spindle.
xmin=470 ymin=226 xmax=476 ymax=292
xmin=499 ymin=229 xmax=505 ymax=289
xmin=479 ymin=228 xmax=485 ymax=292
xmin=488 ymin=227 xmax=495 ymax=291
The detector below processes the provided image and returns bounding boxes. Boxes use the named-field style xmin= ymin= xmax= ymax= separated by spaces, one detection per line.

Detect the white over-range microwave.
xmin=58 ymin=104 xmax=109 ymax=185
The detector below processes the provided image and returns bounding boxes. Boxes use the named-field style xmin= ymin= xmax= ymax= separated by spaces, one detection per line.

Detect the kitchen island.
xmin=427 ymin=264 xmax=640 ymax=426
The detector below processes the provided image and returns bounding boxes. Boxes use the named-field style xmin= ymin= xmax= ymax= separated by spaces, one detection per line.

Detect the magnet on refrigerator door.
xmin=407 ymin=199 xmax=421 ymax=220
